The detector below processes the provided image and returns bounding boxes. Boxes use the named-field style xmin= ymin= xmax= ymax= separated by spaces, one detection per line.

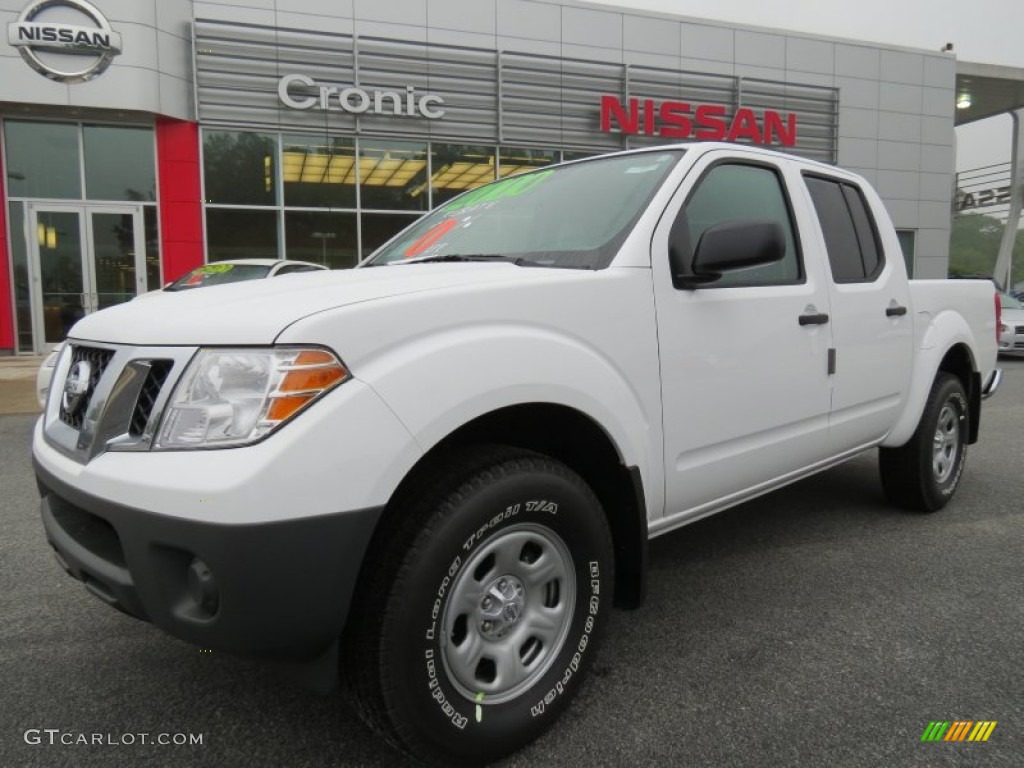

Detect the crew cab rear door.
xmin=651 ymin=151 xmax=835 ymax=520
xmin=800 ymin=172 xmax=914 ymax=452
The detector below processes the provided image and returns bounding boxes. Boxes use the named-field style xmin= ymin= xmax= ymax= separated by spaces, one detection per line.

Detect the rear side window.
xmin=804 ymin=176 xmax=884 ymax=283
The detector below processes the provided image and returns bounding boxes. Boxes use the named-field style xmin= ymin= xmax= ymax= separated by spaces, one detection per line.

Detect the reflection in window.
xmin=429 ymin=144 xmax=497 ymax=207
xmin=84 ymin=125 xmax=156 ymax=201
xmin=359 ymin=140 xmax=429 ymax=212
xmin=205 ymin=209 xmax=279 ymax=262
xmin=498 ymin=147 xmax=558 ymax=178
xmin=282 ymin=135 xmax=356 ymax=209
xmin=4 ymin=121 xmax=81 ymax=199
xmin=896 ymin=230 xmax=916 ymax=277
xmin=144 ymin=207 xmax=161 ymax=290
xmin=285 ymin=211 xmax=358 ymax=269
xmin=361 ymin=213 xmax=421 ymax=259
xmin=203 ymin=130 xmax=278 ymax=206
xmin=8 ymin=203 xmax=33 ymax=352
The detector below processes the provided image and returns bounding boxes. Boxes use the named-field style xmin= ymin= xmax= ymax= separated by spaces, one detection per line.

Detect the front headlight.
xmin=155 ymin=347 xmax=348 ymax=449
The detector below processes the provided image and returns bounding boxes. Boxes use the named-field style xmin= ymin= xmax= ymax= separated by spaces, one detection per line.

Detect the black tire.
xmin=879 ymin=373 xmax=969 ymax=512
xmin=343 ymin=447 xmax=614 ymax=766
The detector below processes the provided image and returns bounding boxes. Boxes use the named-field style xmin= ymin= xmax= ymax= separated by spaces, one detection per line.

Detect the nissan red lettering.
xmin=599 ymin=95 xmax=797 ymax=146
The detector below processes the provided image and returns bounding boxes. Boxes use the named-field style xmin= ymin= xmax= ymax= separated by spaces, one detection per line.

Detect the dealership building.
xmin=2 ymin=0 xmax=1023 ymax=355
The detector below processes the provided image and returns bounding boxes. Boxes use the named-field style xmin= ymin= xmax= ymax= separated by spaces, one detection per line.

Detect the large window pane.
xmin=430 ymin=144 xmax=497 ymax=207
xmin=498 ymin=146 xmax=558 ymax=178
xmin=203 ymin=131 xmax=277 ymax=206
xmin=282 ymin=135 xmax=356 ymax=209
xmin=84 ymin=125 xmax=156 ymax=202
xmin=361 ymin=213 xmax=421 ymax=259
xmin=205 ymin=209 xmax=279 ymax=261
xmin=359 ymin=140 xmax=429 ymax=212
xmin=8 ymin=203 xmax=33 ymax=352
xmin=4 ymin=121 xmax=81 ymax=199
xmin=285 ymin=211 xmax=358 ymax=268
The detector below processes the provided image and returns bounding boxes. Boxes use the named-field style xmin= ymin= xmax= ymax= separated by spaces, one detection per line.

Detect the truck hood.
xmin=68 ymin=264 xmax=571 ymax=346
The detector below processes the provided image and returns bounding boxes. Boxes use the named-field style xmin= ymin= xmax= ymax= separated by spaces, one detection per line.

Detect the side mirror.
xmin=671 ymin=219 xmax=786 ymax=289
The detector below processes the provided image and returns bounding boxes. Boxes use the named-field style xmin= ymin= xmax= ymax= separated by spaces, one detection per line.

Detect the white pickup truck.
xmin=33 ymin=143 xmax=1001 ymax=765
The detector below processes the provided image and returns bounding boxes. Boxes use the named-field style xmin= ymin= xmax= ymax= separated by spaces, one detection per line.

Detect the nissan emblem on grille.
xmin=62 ymin=359 xmax=92 ymax=415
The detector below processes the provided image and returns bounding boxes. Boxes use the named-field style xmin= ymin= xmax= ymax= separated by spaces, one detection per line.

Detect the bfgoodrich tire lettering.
xmin=344 ymin=449 xmax=614 ymax=766
xmin=879 ymin=373 xmax=969 ymax=513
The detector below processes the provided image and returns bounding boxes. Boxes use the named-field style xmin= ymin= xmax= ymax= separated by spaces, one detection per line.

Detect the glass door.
xmin=88 ymin=208 xmax=147 ymax=311
xmin=29 ymin=206 xmax=87 ymax=348
xmin=28 ymin=204 xmax=147 ymax=351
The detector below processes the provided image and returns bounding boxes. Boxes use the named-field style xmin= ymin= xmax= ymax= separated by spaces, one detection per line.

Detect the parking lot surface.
xmin=2 ymin=360 xmax=1022 ymax=767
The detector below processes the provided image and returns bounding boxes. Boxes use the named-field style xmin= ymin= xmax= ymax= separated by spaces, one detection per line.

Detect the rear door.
xmin=652 ymin=152 xmax=835 ymax=521
xmin=801 ymin=174 xmax=914 ymax=452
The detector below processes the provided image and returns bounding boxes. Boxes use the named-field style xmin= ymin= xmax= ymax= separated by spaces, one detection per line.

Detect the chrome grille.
xmin=58 ymin=346 xmax=115 ymax=430
xmin=129 ymin=361 xmax=173 ymax=437
xmin=1015 ymin=325 xmax=1024 ymax=335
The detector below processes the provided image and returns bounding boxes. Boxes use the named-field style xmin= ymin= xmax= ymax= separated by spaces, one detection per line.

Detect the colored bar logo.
xmin=920 ymin=721 xmax=997 ymax=742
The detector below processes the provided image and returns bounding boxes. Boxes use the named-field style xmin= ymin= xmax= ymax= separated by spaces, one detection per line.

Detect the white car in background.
xmin=36 ymin=259 xmax=329 ymax=407
xmin=999 ymin=292 xmax=1024 ymax=357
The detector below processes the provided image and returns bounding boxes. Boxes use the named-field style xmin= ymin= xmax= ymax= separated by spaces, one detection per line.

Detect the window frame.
xmin=673 ymin=158 xmax=806 ymax=290
xmin=802 ymin=172 xmax=886 ymax=285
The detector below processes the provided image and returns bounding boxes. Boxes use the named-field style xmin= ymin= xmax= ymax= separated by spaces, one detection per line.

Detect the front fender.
xmin=882 ymin=310 xmax=979 ymax=447
xmin=355 ymin=322 xmax=661 ymax=513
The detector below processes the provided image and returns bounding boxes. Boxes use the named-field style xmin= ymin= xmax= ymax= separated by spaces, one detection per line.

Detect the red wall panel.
xmin=156 ymin=118 xmax=203 ymax=283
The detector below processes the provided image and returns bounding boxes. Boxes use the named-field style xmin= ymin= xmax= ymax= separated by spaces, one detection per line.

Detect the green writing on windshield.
xmin=441 ymin=169 xmax=554 ymax=213
xmin=195 ymin=264 xmax=234 ymax=275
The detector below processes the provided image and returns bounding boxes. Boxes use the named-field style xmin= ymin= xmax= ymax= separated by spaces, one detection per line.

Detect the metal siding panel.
xmin=194 ymin=18 xmax=839 ymax=161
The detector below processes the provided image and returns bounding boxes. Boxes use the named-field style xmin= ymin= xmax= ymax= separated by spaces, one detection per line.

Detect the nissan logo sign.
xmin=7 ymin=0 xmax=122 ymax=83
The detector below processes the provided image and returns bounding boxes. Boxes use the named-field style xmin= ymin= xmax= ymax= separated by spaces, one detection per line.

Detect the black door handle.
xmin=798 ymin=312 xmax=830 ymax=326
xmin=886 ymin=304 xmax=908 ymax=317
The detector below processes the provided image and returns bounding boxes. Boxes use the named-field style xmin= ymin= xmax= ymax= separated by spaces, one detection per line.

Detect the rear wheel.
xmin=879 ymin=373 xmax=969 ymax=512
xmin=343 ymin=448 xmax=614 ymax=765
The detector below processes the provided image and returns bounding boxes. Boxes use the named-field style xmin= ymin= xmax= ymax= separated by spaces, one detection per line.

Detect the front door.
xmin=28 ymin=204 xmax=147 ymax=351
xmin=652 ymin=154 xmax=835 ymax=522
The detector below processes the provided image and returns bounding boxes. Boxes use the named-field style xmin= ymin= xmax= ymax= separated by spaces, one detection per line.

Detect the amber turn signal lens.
xmin=265 ymin=349 xmax=348 ymax=423
xmin=279 ymin=366 xmax=346 ymax=393
xmin=267 ymin=394 xmax=316 ymax=422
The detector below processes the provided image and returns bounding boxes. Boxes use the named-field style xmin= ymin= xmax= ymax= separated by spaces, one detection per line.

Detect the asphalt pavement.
xmin=1 ymin=360 xmax=1022 ymax=767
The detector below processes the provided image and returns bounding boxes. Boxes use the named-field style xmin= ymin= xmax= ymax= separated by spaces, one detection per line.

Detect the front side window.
xmin=682 ymin=163 xmax=801 ymax=286
xmin=367 ymin=150 xmax=684 ymax=270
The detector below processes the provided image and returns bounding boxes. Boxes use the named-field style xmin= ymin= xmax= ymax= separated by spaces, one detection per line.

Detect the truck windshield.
xmin=365 ymin=150 xmax=684 ymax=270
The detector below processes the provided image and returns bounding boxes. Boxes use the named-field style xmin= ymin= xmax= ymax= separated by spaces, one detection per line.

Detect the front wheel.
xmin=879 ymin=372 xmax=969 ymax=512
xmin=344 ymin=449 xmax=614 ymax=765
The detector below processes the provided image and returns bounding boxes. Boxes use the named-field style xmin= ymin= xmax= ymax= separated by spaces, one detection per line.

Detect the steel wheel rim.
xmin=440 ymin=522 xmax=576 ymax=705
xmin=932 ymin=401 xmax=960 ymax=483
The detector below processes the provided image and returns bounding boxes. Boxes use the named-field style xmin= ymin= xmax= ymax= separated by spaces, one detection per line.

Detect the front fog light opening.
xmin=187 ymin=557 xmax=220 ymax=617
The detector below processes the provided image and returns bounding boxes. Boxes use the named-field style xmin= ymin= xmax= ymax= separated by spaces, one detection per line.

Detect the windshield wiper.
xmin=391 ymin=253 xmax=541 ymax=266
